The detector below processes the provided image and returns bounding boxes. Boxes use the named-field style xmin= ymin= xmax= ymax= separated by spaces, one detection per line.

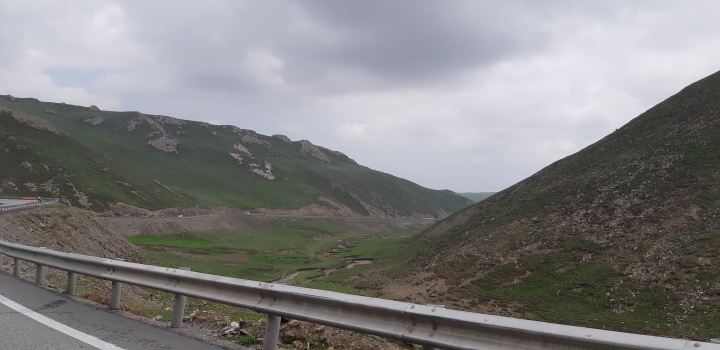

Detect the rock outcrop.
xmin=297 ymin=140 xmax=332 ymax=163
xmin=127 ymin=114 xmax=181 ymax=153
xmin=228 ymin=152 xmax=243 ymax=163
xmin=273 ymin=134 xmax=292 ymax=143
xmin=84 ymin=117 xmax=104 ymax=126
xmin=233 ymin=143 xmax=252 ymax=156
xmin=0 ymin=107 xmax=60 ymax=134
xmin=249 ymin=161 xmax=275 ymax=180
xmin=147 ymin=134 xmax=179 ymax=153
xmin=241 ymin=134 xmax=271 ymax=148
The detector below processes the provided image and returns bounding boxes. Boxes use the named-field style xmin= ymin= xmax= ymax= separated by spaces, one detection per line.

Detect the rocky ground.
xmin=0 ymin=205 xmax=148 ymax=262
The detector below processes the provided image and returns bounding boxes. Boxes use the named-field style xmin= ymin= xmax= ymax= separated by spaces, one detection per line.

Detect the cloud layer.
xmin=2 ymin=1 xmax=719 ymax=191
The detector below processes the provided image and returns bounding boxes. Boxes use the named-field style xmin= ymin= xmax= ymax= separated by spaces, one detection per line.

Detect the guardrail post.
xmin=171 ymin=267 xmax=191 ymax=328
xmin=13 ymin=258 xmax=20 ymax=276
xmin=420 ymin=304 xmax=444 ymax=350
xmin=263 ymin=314 xmax=281 ymax=350
xmin=35 ymin=264 xmax=45 ymax=285
xmin=66 ymin=272 xmax=77 ymax=295
xmin=110 ymin=281 xmax=122 ymax=310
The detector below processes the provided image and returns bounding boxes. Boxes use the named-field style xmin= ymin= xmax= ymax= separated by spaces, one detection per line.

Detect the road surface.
xmin=0 ymin=272 xmax=222 ymax=350
xmin=0 ymin=199 xmax=37 ymax=206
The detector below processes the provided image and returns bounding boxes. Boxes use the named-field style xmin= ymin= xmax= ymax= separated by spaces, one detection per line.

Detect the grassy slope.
xmin=402 ymin=70 xmax=720 ymax=340
xmin=0 ymin=111 xmax=193 ymax=210
xmin=127 ymin=219 xmax=426 ymax=296
xmin=0 ymin=96 xmax=468 ymax=217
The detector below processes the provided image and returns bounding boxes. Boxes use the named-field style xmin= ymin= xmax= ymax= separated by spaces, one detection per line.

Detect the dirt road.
xmin=96 ymin=210 xmax=435 ymax=236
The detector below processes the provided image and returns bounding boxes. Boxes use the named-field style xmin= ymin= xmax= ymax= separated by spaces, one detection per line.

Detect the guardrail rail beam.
xmin=1 ymin=240 xmax=718 ymax=350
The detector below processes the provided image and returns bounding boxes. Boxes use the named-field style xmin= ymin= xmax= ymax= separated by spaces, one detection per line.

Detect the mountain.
xmin=457 ymin=192 xmax=495 ymax=203
xmin=0 ymin=108 xmax=194 ymax=210
xmin=0 ymin=96 xmax=469 ymax=216
xmin=401 ymin=71 xmax=720 ymax=339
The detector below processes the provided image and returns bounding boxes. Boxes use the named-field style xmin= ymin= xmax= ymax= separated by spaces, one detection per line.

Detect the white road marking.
xmin=0 ymin=293 xmax=125 ymax=350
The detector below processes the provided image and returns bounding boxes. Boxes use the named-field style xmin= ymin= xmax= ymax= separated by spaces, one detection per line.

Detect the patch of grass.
xmin=129 ymin=219 xmax=430 ymax=296
xmin=236 ymin=333 xmax=261 ymax=346
xmin=127 ymin=233 xmax=215 ymax=248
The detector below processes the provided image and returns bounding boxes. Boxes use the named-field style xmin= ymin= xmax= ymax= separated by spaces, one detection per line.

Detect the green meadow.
xmin=127 ymin=219 xmax=427 ymax=296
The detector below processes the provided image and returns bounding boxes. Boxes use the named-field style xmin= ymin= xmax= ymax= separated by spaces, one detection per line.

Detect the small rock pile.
xmin=183 ymin=309 xmax=234 ymax=325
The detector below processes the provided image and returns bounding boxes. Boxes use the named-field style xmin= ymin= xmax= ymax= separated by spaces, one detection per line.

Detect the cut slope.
xmin=0 ymin=97 xmax=469 ymax=217
xmin=403 ymin=70 xmax=720 ymax=340
xmin=0 ymin=205 xmax=148 ymax=263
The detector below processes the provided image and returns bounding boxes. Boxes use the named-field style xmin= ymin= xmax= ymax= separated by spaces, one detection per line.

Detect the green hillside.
xmin=397 ymin=70 xmax=720 ymax=340
xmin=0 ymin=110 xmax=193 ymax=210
xmin=0 ymin=96 xmax=468 ymax=217
xmin=457 ymin=192 xmax=495 ymax=202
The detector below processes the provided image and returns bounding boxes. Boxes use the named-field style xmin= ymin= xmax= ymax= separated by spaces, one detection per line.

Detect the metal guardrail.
xmin=0 ymin=198 xmax=59 ymax=212
xmin=0 ymin=240 xmax=717 ymax=350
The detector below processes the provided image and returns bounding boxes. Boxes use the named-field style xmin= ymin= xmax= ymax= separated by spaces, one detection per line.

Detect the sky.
xmin=1 ymin=1 xmax=720 ymax=192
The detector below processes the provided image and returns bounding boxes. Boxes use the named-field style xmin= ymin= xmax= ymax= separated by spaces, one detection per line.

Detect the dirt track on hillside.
xmin=95 ymin=210 xmax=268 ymax=236
xmin=97 ymin=210 xmax=435 ymax=236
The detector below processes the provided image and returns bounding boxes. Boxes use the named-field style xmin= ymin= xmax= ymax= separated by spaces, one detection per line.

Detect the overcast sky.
xmin=1 ymin=1 xmax=719 ymax=192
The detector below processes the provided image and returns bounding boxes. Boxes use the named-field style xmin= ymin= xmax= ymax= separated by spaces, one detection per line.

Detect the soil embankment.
xmin=0 ymin=205 xmax=147 ymax=262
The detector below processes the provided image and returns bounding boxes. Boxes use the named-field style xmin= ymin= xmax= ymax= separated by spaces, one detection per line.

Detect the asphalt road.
xmin=0 ymin=272 xmax=222 ymax=350
xmin=0 ymin=199 xmax=36 ymax=206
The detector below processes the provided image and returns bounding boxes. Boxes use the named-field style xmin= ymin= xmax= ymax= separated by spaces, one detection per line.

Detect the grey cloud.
xmin=280 ymin=1 xmax=549 ymax=85
xmin=121 ymin=1 xmax=556 ymax=94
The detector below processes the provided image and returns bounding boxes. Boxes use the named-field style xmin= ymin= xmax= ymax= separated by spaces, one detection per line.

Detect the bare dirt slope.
xmin=0 ymin=205 xmax=148 ymax=262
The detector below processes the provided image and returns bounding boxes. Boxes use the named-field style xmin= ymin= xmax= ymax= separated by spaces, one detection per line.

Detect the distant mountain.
xmin=0 ymin=97 xmax=469 ymax=217
xmin=400 ymin=70 xmax=720 ymax=339
xmin=457 ymin=192 xmax=495 ymax=203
